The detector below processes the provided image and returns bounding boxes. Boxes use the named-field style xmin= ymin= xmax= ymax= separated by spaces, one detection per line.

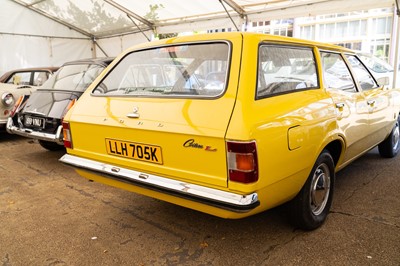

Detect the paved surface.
xmin=1 ymin=133 xmax=399 ymax=266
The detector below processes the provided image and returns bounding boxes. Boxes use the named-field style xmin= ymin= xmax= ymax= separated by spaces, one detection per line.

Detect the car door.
xmin=320 ymin=51 xmax=370 ymax=165
xmin=344 ymin=54 xmax=393 ymax=146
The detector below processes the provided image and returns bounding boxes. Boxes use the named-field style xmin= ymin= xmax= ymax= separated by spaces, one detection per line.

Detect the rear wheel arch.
xmin=323 ymin=140 xmax=343 ymax=167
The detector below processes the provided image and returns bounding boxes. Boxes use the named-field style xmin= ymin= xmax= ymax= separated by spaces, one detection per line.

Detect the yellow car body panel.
xmin=60 ymin=32 xmax=400 ymax=220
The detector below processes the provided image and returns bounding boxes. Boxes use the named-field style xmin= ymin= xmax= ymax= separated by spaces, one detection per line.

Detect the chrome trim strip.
xmin=6 ymin=117 xmax=64 ymax=144
xmin=59 ymin=154 xmax=260 ymax=212
xmin=23 ymin=110 xmax=47 ymax=116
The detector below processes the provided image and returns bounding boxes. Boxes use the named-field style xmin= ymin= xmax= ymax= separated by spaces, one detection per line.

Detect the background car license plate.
xmin=24 ymin=116 xmax=45 ymax=128
xmin=105 ymin=138 xmax=163 ymax=164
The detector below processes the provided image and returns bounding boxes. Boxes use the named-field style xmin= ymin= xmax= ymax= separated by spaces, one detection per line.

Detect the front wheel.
xmin=378 ymin=117 xmax=400 ymax=158
xmin=288 ymin=150 xmax=335 ymax=230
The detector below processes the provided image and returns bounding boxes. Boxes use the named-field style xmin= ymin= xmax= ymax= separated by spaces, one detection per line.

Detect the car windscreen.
xmin=40 ymin=64 xmax=105 ymax=92
xmin=92 ymin=42 xmax=230 ymax=98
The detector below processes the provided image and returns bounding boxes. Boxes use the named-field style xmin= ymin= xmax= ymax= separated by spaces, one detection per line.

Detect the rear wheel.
xmin=38 ymin=140 xmax=65 ymax=151
xmin=288 ymin=150 xmax=335 ymax=230
xmin=378 ymin=117 xmax=400 ymax=158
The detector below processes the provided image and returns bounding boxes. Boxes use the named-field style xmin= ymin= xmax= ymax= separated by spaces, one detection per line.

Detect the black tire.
xmin=38 ymin=140 xmax=65 ymax=151
xmin=378 ymin=118 xmax=400 ymax=158
xmin=288 ymin=150 xmax=335 ymax=230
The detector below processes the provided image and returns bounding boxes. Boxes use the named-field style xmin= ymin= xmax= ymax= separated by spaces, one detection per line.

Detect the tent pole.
xmin=92 ymin=39 xmax=97 ymax=58
xmin=127 ymin=15 xmax=151 ymax=42
xmin=92 ymin=38 xmax=109 ymax=57
xmin=393 ymin=1 xmax=400 ymax=88
xmin=219 ymin=0 xmax=240 ymax=31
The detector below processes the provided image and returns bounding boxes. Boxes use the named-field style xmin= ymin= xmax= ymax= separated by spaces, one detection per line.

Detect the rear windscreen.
xmin=40 ymin=64 xmax=105 ymax=92
xmin=92 ymin=42 xmax=230 ymax=98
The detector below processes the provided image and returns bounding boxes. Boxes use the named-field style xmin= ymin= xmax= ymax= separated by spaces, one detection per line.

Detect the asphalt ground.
xmin=1 ymin=133 xmax=399 ymax=265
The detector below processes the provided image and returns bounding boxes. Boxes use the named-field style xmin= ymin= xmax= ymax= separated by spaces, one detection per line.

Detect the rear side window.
xmin=7 ymin=72 xmax=31 ymax=85
xmin=345 ymin=55 xmax=378 ymax=91
xmin=256 ymin=45 xmax=318 ymax=99
xmin=93 ymin=42 xmax=230 ymax=98
xmin=320 ymin=52 xmax=356 ymax=92
xmin=33 ymin=71 xmax=51 ymax=86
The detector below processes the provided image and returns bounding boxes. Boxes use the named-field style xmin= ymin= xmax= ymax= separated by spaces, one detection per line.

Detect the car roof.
xmin=62 ymin=57 xmax=115 ymax=67
xmin=127 ymin=32 xmax=354 ymax=55
xmin=0 ymin=66 xmax=60 ymax=83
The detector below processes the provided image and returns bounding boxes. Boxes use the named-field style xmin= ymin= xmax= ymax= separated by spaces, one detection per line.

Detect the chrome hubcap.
xmin=310 ymin=163 xmax=331 ymax=216
xmin=392 ymin=123 xmax=399 ymax=152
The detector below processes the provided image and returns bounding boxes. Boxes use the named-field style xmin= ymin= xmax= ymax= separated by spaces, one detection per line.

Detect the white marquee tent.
xmin=0 ymin=0 xmax=399 ymax=76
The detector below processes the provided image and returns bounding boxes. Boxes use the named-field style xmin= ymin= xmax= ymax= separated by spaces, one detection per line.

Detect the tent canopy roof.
xmin=11 ymin=0 xmax=396 ymax=39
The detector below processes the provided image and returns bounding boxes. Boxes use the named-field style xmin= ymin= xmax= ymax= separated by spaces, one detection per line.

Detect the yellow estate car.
xmin=60 ymin=33 xmax=400 ymax=230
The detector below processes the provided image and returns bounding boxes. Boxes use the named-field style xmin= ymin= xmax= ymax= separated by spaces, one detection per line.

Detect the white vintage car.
xmin=0 ymin=83 xmax=36 ymax=130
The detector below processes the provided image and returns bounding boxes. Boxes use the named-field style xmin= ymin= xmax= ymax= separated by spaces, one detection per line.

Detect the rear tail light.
xmin=227 ymin=141 xmax=258 ymax=183
xmin=61 ymin=99 xmax=76 ymax=120
xmin=62 ymin=121 xmax=73 ymax=149
xmin=10 ymin=95 xmax=25 ymax=117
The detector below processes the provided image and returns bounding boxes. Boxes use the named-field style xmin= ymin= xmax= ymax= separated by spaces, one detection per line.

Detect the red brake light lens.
xmin=61 ymin=98 xmax=76 ymax=120
xmin=227 ymin=141 xmax=258 ymax=183
xmin=62 ymin=121 xmax=73 ymax=149
xmin=10 ymin=95 xmax=24 ymax=117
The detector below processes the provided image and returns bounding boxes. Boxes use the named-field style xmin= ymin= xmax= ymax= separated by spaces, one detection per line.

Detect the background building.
xmin=248 ymin=7 xmax=397 ymax=65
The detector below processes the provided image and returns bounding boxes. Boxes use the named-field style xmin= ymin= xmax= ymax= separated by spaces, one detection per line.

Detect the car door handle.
xmin=367 ymin=100 xmax=376 ymax=106
xmin=335 ymin=102 xmax=345 ymax=109
xmin=126 ymin=113 xmax=140 ymax=118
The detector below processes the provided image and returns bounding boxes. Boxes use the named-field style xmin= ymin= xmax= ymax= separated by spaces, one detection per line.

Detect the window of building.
xmin=360 ymin=20 xmax=367 ymax=36
xmin=302 ymin=25 xmax=314 ymax=39
xmin=325 ymin=23 xmax=335 ymax=38
xmin=336 ymin=22 xmax=348 ymax=37
xmin=349 ymin=20 xmax=360 ymax=36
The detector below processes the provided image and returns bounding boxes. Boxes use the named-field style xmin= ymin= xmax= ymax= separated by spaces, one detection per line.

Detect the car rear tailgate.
xmin=64 ymin=34 xmax=245 ymax=190
xmin=67 ymin=95 xmax=237 ymax=188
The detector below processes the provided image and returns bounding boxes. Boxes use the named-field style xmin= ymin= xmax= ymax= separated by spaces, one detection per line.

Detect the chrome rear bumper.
xmin=6 ymin=117 xmax=63 ymax=144
xmin=59 ymin=154 xmax=260 ymax=213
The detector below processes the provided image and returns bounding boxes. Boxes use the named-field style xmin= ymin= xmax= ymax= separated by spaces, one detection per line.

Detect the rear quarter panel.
xmin=226 ymin=36 xmax=338 ymax=209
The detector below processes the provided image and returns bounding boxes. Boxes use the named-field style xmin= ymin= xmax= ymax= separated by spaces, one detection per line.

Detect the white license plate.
xmin=24 ymin=116 xmax=45 ymax=128
xmin=105 ymin=138 xmax=163 ymax=164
